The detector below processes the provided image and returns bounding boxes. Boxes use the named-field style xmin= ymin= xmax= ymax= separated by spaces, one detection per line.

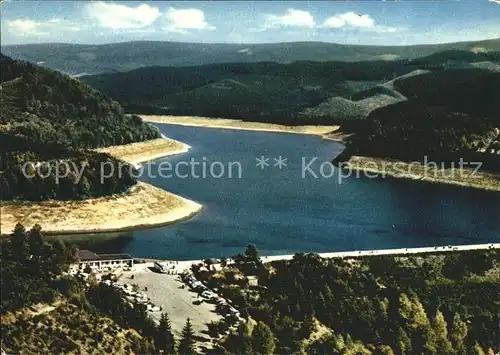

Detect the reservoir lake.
xmin=76 ymin=123 xmax=500 ymax=260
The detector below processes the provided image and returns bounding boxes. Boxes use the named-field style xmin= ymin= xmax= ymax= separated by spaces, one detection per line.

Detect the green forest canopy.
xmin=194 ymin=245 xmax=500 ymax=355
xmin=0 ymin=54 xmax=160 ymax=201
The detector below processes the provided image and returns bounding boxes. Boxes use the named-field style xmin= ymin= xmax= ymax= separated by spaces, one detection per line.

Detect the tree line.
xmin=193 ymin=245 xmax=499 ymax=354
xmin=0 ymin=148 xmax=137 ymax=201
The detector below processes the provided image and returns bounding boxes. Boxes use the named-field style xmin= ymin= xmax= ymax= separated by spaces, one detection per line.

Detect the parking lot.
xmin=117 ymin=264 xmax=221 ymax=339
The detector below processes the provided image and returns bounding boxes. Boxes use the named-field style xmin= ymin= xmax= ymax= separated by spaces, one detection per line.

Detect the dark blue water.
xmin=84 ymin=124 xmax=500 ymax=259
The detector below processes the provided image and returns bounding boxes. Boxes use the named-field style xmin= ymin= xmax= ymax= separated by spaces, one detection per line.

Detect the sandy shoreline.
xmin=346 ymin=155 xmax=500 ymax=192
xmin=142 ymin=115 xmax=339 ymax=137
xmin=1 ymin=136 xmax=202 ymax=236
xmin=0 ymin=182 xmax=202 ymax=236
xmin=95 ymin=136 xmax=191 ymax=167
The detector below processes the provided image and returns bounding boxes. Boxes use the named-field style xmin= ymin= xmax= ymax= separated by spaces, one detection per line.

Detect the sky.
xmin=1 ymin=1 xmax=499 ymax=46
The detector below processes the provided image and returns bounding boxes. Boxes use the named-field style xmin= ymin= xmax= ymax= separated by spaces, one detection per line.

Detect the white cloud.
xmin=321 ymin=12 xmax=401 ymax=33
xmin=373 ymin=26 xmax=401 ymax=34
xmin=489 ymin=0 xmax=500 ymax=4
xmin=5 ymin=19 xmax=40 ymax=35
xmin=259 ymin=10 xmax=400 ymax=34
xmin=264 ymin=9 xmax=316 ymax=29
xmin=163 ymin=7 xmax=215 ymax=33
xmin=323 ymin=12 xmax=375 ymax=28
xmin=85 ymin=2 xmax=160 ymax=29
xmin=4 ymin=18 xmax=81 ymax=37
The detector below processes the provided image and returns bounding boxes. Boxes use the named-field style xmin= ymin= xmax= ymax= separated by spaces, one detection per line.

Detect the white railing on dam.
xmin=134 ymin=243 xmax=499 ymax=270
xmin=261 ymin=243 xmax=500 ymax=263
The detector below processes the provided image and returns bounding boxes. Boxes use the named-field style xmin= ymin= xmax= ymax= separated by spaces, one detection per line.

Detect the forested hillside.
xmin=80 ymin=50 xmax=500 ymax=125
xmin=3 ymin=38 xmax=500 ymax=75
xmin=2 ymin=225 xmax=498 ymax=354
xmin=193 ymin=246 xmax=500 ymax=354
xmin=0 ymin=54 xmax=160 ymax=201
xmin=77 ymin=49 xmax=500 ymax=177
xmin=341 ymin=69 xmax=500 ymax=172
xmin=1 ymin=54 xmax=159 ymax=149
xmin=0 ymin=224 xmax=170 ymax=353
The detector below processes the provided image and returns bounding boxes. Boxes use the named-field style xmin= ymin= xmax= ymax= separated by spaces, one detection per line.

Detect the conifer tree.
xmin=179 ymin=318 xmax=196 ymax=355
xmin=395 ymin=327 xmax=411 ymax=355
xmin=432 ymin=310 xmax=453 ymax=355
xmin=450 ymin=313 xmax=468 ymax=355
xmin=375 ymin=345 xmax=395 ymax=355
xmin=470 ymin=343 xmax=486 ymax=355
xmin=157 ymin=312 xmax=176 ymax=354
xmin=251 ymin=321 xmax=277 ymax=355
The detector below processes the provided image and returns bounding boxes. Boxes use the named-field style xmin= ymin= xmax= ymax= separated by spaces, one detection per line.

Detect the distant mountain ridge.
xmin=79 ymin=49 xmax=500 ymax=125
xmin=2 ymin=38 xmax=500 ymax=75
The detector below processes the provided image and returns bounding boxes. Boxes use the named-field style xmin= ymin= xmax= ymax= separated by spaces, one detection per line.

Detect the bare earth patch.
xmin=1 ymin=182 xmax=202 ymax=235
xmin=142 ymin=115 xmax=339 ymax=137
xmin=118 ymin=269 xmax=221 ymax=335
xmin=118 ymin=266 xmax=221 ymax=352
xmin=95 ymin=137 xmax=190 ymax=167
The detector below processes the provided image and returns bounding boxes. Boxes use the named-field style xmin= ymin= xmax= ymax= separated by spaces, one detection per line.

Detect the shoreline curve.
xmin=141 ymin=115 xmax=340 ymax=138
xmin=345 ymin=155 xmax=500 ymax=192
xmin=1 ymin=136 xmax=203 ymax=236
xmin=1 ymin=182 xmax=203 ymax=236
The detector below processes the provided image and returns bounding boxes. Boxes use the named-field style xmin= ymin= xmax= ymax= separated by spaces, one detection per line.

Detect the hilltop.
xmin=1 ymin=54 xmax=159 ymax=150
xmin=2 ymin=38 xmax=500 ymax=75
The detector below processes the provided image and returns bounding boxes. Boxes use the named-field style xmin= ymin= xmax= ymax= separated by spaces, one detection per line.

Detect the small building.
xmin=71 ymin=249 xmax=134 ymax=272
xmin=247 ymin=275 xmax=258 ymax=287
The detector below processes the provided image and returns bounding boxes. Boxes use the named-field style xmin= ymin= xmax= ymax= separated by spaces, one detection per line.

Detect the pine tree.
xmin=398 ymin=293 xmax=412 ymax=322
xmin=375 ymin=345 xmax=395 ymax=355
xmin=9 ymin=223 xmax=29 ymax=262
xmin=302 ymin=311 xmax=316 ymax=338
xmin=157 ymin=313 xmax=176 ymax=354
xmin=450 ymin=313 xmax=468 ymax=355
xmin=470 ymin=343 xmax=486 ymax=355
xmin=179 ymin=318 xmax=196 ymax=355
xmin=251 ymin=321 xmax=277 ymax=355
xmin=432 ymin=310 xmax=453 ymax=355
xmin=330 ymin=333 xmax=346 ymax=353
xmin=28 ymin=224 xmax=44 ymax=255
xmin=237 ymin=321 xmax=253 ymax=355
xmin=395 ymin=327 xmax=412 ymax=355
xmin=79 ymin=176 xmax=92 ymax=198
xmin=244 ymin=244 xmax=262 ymax=265
xmin=410 ymin=296 xmax=430 ymax=330
xmin=345 ymin=333 xmax=354 ymax=347
xmin=403 ymin=296 xmax=435 ymax=355
xmin=133 ymin=336 xmax=156 ymax=354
